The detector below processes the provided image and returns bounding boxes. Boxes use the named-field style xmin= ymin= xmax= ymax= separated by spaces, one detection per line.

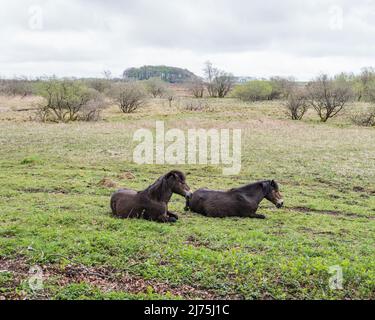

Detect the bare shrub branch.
xmin=270 ymin=76 xmax=296 ymax=99
xmin=204 ymin=61 xmax=234 ymax=98
xmin=187 ymin=79 xmax=205 ymax=98
xmin=0 ymin=78 xmax=34 ymax=97
xmin=284 ymin=87 xmax=309 ymax=120
xmin=351 ymin=107 xmax=375 ymax=127
xmin=144 ymin=77 xmax=167 ymax=98
xmin=36 ymin=80 xmax=107 ymax=122
xmin=108 ymin=82 xmax=147 ymax=113
xmin=307 ymin=74 xmax=353 ymax=122
xmin=163 ymin=88 xmax=176 ymax=108
xmin=183 ymin=99 xmax=213 ymax=112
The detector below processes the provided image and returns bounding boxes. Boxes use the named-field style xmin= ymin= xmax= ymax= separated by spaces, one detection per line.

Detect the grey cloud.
xmin=0 ymin=0 xmax=374 ymax=78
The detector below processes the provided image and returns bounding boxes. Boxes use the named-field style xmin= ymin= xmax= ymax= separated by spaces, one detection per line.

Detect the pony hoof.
xmin=168 ymin=217 xmax=178 ymax=223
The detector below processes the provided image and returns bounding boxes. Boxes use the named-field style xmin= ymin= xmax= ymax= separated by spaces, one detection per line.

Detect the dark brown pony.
xmin=111 ymin=171 xmax=191 ymax=223
xmin=186 ymin=180 xmax=284 ymax=219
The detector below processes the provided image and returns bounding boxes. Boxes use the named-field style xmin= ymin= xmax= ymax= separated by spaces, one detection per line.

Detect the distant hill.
xmin=123 ymin=65 xmax=198 ymax=83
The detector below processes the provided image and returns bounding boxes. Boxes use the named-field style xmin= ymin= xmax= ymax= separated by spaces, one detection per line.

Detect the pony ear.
xmin=270 ymin=180 xmax=279 ymax=190
xmin=166 ymin=171 xmax=178 ymax=180
xmin=262 ymin=181 xmax=270 ymax=193
xmin=173 ymin=172 xmax=183 ymax=181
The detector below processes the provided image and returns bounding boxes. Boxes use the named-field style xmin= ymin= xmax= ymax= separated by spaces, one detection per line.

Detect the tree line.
xmin=229 ymin=68 xmax=375 ymax=125
xmin=1 ymin=65 xmax=375 ymax=126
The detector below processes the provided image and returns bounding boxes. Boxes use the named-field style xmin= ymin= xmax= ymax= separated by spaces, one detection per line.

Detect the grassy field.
xmin=0 ymin=95 xmax=374 ymax=300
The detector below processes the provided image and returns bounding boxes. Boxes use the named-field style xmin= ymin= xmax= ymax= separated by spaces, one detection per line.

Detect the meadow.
xmin=0 ymin=94 xmax=374 ymax=300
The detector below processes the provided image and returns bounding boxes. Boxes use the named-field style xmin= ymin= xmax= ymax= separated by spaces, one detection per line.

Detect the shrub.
xmin=232 ymin=80 xmax=273 ymax=102
xmin=84 ymin=79 xmax=112 ymax=93
xmin=306 ymin=74 xmax=353 ymax=122
xmin=20 ymin=155 xmax=42 ymax=165
xmin=0 ymin=78 xmax=34 ymax=97
xmin=79 ymin=89 xmax=107 ymax=121
xmin=284 ymin=87 xmax=309 ymax=120
xmin=354 ymin=67 xmax=375 ymax=102
xmin=108 ymin=82 xmax=147 ymax=113
xmin=364 ymin=80 xmax=375 ymax=103
xmin=144 ymin=77 xmax=167 ymax=98
xmin=183 ymin=100 xmax=212 ymax=112
xmin=269 ymin=76 xmax=296 ymax=99
xmin=213 ymin=73 xmax=235 ymax=98
xmin=187 ymin=80 xmax=205 ymax=98
xmin=351 ymin=107 xmax=375 ymax=127
xmin=36 ymin=80 xmax=107 ymax=122
xmin=163 ymin=89 xmax=176 ymax=108
xmin=203 ymin=61 xmax=235 ymax=98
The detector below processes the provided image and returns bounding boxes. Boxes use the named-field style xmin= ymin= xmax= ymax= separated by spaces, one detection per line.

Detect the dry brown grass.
xmin=0 ymin=95 xmax=43 ymax=122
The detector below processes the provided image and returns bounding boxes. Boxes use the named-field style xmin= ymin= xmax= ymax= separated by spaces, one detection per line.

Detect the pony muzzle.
xmin=276 ymin=200 xmax=284 ymax=208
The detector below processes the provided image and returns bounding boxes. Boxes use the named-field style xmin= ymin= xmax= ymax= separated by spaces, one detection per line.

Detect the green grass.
xmin=53 ymin=283 xmax=177 ymax=300
xmin=0 ymin=97 xmax=374 ymax=300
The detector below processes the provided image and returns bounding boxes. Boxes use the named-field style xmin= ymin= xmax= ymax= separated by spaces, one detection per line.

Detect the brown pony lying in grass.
xmin=111 ymin=170 xmax=192 ymax=223
xmin=186 ymin=180 xmax=284 ymax=219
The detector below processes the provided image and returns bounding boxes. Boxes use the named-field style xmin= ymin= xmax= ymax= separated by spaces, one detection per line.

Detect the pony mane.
xmin=143 ymin=171 xmax=185 ymax=201
xmin=144 ymin=176 xmax=166 ymax=198
xmin=167 ymin=170 xmax=186 ymax=182
xmin=233 ymin=180 xmax=278 ymax=192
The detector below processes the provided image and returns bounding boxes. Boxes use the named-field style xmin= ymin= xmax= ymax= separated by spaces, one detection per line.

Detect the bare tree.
xmin=187 ymin=79 xmax=205 ymax=98
xmin=108 ymin=82 xmax=147 ymax=113
xmin=214 ymin=72 xmax=235 ymax=98
xmin=0 ymin=77 xmax=34 ymax=97
xmin=270 ymin=76 xmax=296 ymax=99
xmin=85 ymin=78 xmax=111 ymax=93
xmin=351 ymin=78 xmax=375 ymax=126
xmin=364 ymin=79 xmax=375 ymax=103
xmin=80 ymin=89 xmax=108 ymax=121
xmin=203 ymin=61 xmax=234 ymax=98
xmin=144 ymin=77 xmax=167 ymax=98
xmin=203 ymin=61 xmax=218 ymax=97
xmin=357 ymin=67 xmax=375 ymax=101
xmin=164 ymin=88 xmax=176 ymax=108
xmin=102 ymin=70 xmax=112 ymax=80
xmin=307 ymin=74 xmax=353 ymax=122
xmin=284 ymin=87 xmax=309 ymax=120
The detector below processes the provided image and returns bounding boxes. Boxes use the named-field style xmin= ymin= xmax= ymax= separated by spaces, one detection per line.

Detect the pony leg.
xmin=184 ymin=197 xmax=191 ymax=211
xmin=156 ymin=211 xmax=178 ymax=223
xmin=154 ymin=214 xmax=177 ymax=223
xmin=167 ymin=211 xmax=179 ymax=220
xmin=242 ymin=207 xmax=266 ymax=219
xmin=249 ymin=213 xmax=266 ymax=219
xmin=152 ymin=207 xmax=176 ymax=223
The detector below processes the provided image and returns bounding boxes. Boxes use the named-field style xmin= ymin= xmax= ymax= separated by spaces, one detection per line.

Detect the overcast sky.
xmin=0 ymin=0 xmax=375 ymax=80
